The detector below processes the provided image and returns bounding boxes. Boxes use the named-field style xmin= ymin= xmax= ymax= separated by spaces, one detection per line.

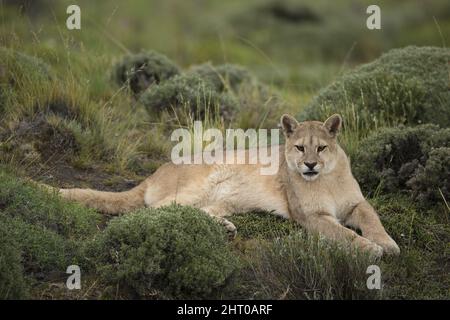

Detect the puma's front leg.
xmin=201 ymin=205 xmax=237 ymax=240
xmin=303 ymin=213 xmax=383 ymax=257
xmin=345 ymin=201 xmax=400 ymax=255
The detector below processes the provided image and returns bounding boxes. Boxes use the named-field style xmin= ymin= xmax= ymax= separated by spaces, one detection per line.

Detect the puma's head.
xmin=280 ymin=113 xmax=342 ymax=181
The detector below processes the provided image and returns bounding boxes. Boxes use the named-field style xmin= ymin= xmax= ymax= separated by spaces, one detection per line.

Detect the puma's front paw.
xmin=353 ymin=237 xmax=383 ymax=258
xmin=375 ymin=236 xmax=400 ymax=256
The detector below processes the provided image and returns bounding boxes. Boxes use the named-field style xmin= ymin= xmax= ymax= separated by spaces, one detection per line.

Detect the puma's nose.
xmin=304 ymin=162 xmax=317 ymax=170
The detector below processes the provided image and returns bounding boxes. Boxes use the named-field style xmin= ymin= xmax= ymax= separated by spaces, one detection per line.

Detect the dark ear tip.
xmin=280 ymin=114 xmax=297 ymax=126
xmin=280 ymin=114 xmax=290 ymax=123
xmin=280 ymin=114 xmax=298 ymax=136
xmin=326 ymin=113 xmax=343 ymax=124
xmin=324 ymin=114 xmax=343 ymax=135
xmin=330 ymin=113 xmax=342 ymax=121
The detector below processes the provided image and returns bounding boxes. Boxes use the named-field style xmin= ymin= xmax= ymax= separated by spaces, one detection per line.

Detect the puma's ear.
xmin=280 ymin=114 xmax=299 ymax=137
xmin=323 ymin=114 xmax=342 ymax=137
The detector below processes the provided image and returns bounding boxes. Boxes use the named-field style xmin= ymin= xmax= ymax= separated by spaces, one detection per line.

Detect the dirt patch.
xmin=1 ymin=113 xmax=142 ymax=192
xmin=3 ymin=0 xmax=52 ymax=16
xmin=6 ymin=113 xmax=79 ymax=163
xmin=39 ymin=163 xmax=140 ymax=192
xmin=263 ymin=3 xmax=320 ymax=24
xmin=44 ymin=99 xmax=79 ymax=120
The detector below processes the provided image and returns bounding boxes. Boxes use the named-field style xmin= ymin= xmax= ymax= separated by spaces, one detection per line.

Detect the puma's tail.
xmin=58 ymin=180 xmax=148 ymax=215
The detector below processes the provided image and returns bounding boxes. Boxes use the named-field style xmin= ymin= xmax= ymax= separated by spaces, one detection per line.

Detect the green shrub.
xmin=381 ymin=248 xmax=449 ymax=299
xmin=352 ymin=125 xmax=450 ymax=204
xmin=0 ymin=168 xmax=100 ymax=239
xmin=0 ymin=47 xmax=53 ymax=113
xmin=113 ymin=51 xmax=180 ymax=95
xmin=228 ymin=211 xmax=301 ymax=240
xmin=370 ymin=196 xmax=450 ymax=299
xmin=238 ymin=231 xmax=378 ymax=300
xmin=2 ymin=215 xmax=75 ymax=274
xmin=0 ymin=216 xmax=29 ymax=299
xmin=0 ymin=168 xmax=100 ymax=283
xmin=89 ymin=204 xmax=239 ymax=299
xmin=300 ymin=46 xmax=450 ymax=128
xmin=0 ymin=47 xmax=52 ymax=81
xmin=407 ymin=147 xmax=450 ymax=204
xmin=371 ymin=196 xmax=448 ymax=252
xmin=0 ymin=213 xmax=85 ymax=298
xmin=188 ymin=63 xmax=252 ymax=92
xmin=139 ymin=73 xmax=237 ymax=120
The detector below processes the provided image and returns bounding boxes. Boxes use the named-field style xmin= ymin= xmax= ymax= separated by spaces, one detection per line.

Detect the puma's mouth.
xmin=302 ymin=171 xmax=318 ymax=177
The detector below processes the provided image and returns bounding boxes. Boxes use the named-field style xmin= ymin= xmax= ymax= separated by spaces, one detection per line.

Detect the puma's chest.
xmin=298 ymin=177 xmax=363 ymax=219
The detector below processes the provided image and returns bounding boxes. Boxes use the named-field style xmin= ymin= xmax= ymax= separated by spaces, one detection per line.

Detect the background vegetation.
xmin=0 ymin=0 xmax=448 ymax=299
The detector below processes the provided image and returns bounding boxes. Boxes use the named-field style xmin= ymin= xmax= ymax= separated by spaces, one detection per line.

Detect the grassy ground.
xmin=0 ymin=0 xmax=449 ymax=299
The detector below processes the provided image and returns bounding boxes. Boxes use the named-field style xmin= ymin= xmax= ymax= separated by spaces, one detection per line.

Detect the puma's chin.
xmin=301 ymin=170 xmax=320 ymax=181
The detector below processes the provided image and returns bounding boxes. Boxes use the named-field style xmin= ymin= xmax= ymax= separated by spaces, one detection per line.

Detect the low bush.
xmin=228 ymin=211 xmax=301 ymax=240
xmin=0 ymin=47 xmax=52 ymax=81
xmin=139 ymin=73 xmax=237 ymax=120
xmin=112 ymin=51 xmax=180 ymax=95
xmin=371 ymin=196 xmax=448 ymax=252
xmin=188 ymin=63 xmax=252 ymax=92
xmin=352 ymin=125 xmax=450 ymax=204
xmin=89 ymin=204 xmax=240 ymax=299
xmin=0 ymin=216 xmax=29 ymax=299
xmin=2 ymin=215 xmax=74 ymax=274
xmin=0 ymin=168 xmax=100 ymax=286
xmin=300 ymin=46 xmax=450 ymax=128
xmin=237 ymin=231 xmax=378 ymax=300
xmin=407 ymin=147 xmax=450 ymax=204
xmin=0 ymin=47 xmax=53 ymax=113
xmin=0 ymin=168 xmax=100 ymax=239
xmin=371 ymin=196 xmax=450 ymax=299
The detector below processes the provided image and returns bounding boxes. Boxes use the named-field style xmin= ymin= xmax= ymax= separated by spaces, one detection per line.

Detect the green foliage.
xmin=0 ymin=47 xmax=53 ymax=113
xmin=0 ymin=216 xmax=29 ymax=299
xmin=0 ymin=47 xmax=53 ymax=82
xmin=407 ymin=147 xmax=450 ymax=204
xmin=0 ymin=168 xmax=101 ymax=284
xmin=0 ymin=168 xmax=100 ymax=239
xmin=229 ymin=211 xmax=301 ymax=239
xmin=188 ymin=63 xmax=252 ymax=92
xmin=113 ymin=51 xmax=180 ymax=95
xmin=2 ymin=215 xmax=73 ymax=273
xmin=372 ymin=196 xmax=447 ymax=252
xmin=231 ymin=0 xmax=450 ymax=67
xmin=300 ymin=46 xmax=450 ymax=128
xmin=352 ymin=125 xmax=450 ymax=204
xmin=89 ymin=204 xmax=239 ymax=299
xmin=139 ymin=73 xmax=237 ymax=120
xmin=237 ymin=231 xmax=378 ymax=300
xmin=371 ymin=196 xmax=450 ymax=299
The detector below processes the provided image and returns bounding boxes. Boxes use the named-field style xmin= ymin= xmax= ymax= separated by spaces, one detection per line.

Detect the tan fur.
xmin=58 ymin=114 xmax=400 ymax=256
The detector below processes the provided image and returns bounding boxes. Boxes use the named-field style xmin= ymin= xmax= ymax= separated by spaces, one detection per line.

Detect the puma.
xmin=57 ymin=114 xmax=400 ymax=257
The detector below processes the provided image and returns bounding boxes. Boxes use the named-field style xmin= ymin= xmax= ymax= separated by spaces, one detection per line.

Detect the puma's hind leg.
xmin=201 ymin=205 xmax=237 ymax=240
xmin=146 ymin=189 xmax=237 ymax=240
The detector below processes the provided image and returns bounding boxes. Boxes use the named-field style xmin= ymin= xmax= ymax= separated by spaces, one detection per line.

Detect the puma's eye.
xmin=295 ymin=145 xmax=305 ymax=152
xmin=317 ymin=145 xmax=327 ymax=152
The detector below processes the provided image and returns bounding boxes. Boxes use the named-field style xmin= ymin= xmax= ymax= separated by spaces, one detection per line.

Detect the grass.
xmin=235 ymin=232 xmax=381 ymax=300
xmin=0 ymin=0 xmax=449 ymax=300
